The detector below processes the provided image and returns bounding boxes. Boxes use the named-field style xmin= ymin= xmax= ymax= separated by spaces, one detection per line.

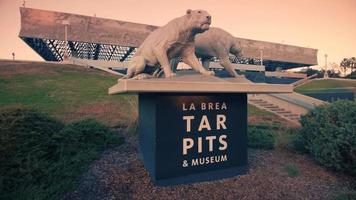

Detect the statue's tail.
xmin=119 ymin=66 xmax=133 ymax=80
xmin=152 ymin=68 xmax=163 ymax=78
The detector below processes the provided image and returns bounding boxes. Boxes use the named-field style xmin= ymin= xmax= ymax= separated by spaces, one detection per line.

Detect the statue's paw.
xmin=131 ymin=73 xmax=152 ymax=80
xmin=202 ymin=70 xmax=215 ymax=76
xmin=165 ymin=72 xmax=177 ymax=78
xmin=235 ymin=74 xmax=245 ymax=78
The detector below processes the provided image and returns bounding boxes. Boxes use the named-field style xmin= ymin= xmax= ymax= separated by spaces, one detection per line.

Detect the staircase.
xmin=249 ymin=98 xmax=301 ymax=124
xmin=248 ymin=92 xmax=326 ymax=125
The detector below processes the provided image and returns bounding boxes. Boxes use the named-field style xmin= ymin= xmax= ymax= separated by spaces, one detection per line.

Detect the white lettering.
xmin=183 ymin=138 xmax=194 ymax=155
xmin=201 ymin=103 xmax=206 ymax=110
xmin=189 ymin=103 xmax=195 ymax=111
xmin=206 ymin=136 xmax=217 ymax=152
xmin=198 ymin=137 xmax=202 ymax=153
xmin=198 ymin=115 xmax=211 ymax=131
xmin=208 ymin=103 xmax=213 ymax=110
xmin=183 ymin=103 xmax=187 ymax=111
xmin=221 ymin=102 xmax=227 ymax=110
xmin=216 ymin=114 xmax=227 ymax=130
xmin=192 ymin=158 xmax=199 ymax=166
xmin=190 ymin=155 xmax=228 ymax=167
xmin=221 ymin=155 xmax=227 ymax=161
xmin=219 ymin=135 xmax=227 ymax=150
xmin=183 ymin=116 xmax=194 ymax=132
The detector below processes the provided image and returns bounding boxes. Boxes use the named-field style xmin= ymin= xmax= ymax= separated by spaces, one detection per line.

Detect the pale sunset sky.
xmin=0 ymin=0 xmax=355 ymax=67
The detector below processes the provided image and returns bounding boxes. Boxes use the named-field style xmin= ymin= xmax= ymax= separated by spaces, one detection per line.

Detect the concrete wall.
xmin=19 ymin=7 xmax=318 ymax=66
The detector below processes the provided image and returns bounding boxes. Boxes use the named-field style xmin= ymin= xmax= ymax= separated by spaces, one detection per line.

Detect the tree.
xmin=340 ymin=57 xmax=356 ymax=72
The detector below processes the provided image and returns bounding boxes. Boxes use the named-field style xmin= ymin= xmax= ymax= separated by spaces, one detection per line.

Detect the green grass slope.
xmin=0 ymin=61 xmax=283 ymax=127
xmin=0 ymin=61 xmax=137 ymax=127
xmin=295 ymin=79 xmax=356 ymax=93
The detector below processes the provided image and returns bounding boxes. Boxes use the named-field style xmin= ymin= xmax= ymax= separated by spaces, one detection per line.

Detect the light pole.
xmin=259 ymin=47 xmax=263 ymax=67
xmin=324 ymin=54 xmax=329 ymax=78
xmin=62 ymin=20 xmax=70 ymax=61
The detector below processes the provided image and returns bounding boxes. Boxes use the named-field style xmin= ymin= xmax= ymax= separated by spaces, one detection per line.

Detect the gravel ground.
xmin=64 ymin=132 xmax=355 ymax=200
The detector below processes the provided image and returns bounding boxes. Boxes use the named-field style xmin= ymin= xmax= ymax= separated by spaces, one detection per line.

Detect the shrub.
xmin=283 ymin=163 xmax=300 ymax=177
xmin=248 ymin=125 xmax=276 ymax=149
xmin=299 ymin=100 xmax=356 ymax=176
xmin=284 ymin=128 xmax=309 ymax=153
xmin=0 ymin=108 xmax=123 ymax=200
xmin=332 ymin=191 xmax=356 ymax=200
xmin=346 ymin=71 xmax=356 ymax=79
xmin=252 ymin=123 xmax=281 ymax=131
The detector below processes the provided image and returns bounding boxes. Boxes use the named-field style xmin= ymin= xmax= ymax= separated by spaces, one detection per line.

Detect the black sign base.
xmin=138 ymin=93 xmax=248 ymax=186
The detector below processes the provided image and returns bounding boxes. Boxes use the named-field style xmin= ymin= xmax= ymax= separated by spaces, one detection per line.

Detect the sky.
xmin=0 ymin=0 xmax=355 ymax=67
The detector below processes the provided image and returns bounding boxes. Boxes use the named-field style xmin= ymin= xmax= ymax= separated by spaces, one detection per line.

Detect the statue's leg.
xmin=219 ymin=56 xmax=242 ymax=77
xmin=134 ymin=56 xmax=147 ymax=76
xmin=124 ymin=56 xmax=146 ymax=79
xmin=170 ymin=58 xmax=180 ymax=73
xmin=153 ymin=48 xmax=175 ymax=78
xmin=182 ymin=51 xmax=214 ymax=76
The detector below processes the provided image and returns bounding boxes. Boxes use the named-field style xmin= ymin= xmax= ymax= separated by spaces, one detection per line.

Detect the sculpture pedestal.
xmin=139 ymin=93 xmax=247 ymax=185
xmin=109 ymin=74 xmax=292 ymax=186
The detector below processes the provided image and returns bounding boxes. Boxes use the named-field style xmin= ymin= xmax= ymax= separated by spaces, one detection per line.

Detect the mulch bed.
xmin=64 ymin=132 xmax=355 ymax=200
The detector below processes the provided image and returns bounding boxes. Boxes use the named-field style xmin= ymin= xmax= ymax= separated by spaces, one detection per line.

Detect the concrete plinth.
xmin=138 ymin=93 xmax=247 ymax=185
xmin=109 ymin=74 xmax=293 ymax=94
xmin=109 ymin=75 xmax=292 ymax=186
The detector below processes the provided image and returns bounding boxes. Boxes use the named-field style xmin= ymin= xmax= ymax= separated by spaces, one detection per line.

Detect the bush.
xmin=346 ymin=71 xmax=356 ymax=79
xmin=284 ymin=128 xmax=309 ymax=153
xmin=299 ymin=100 xmax=356 ymax=176
xmin=332 ymin=191 xmax=356 ymax=200
xmin=283 ymin=163 xmax=300 ymax=177
xmin=248 ymin=125 xmax=276 ymax=149
xmin=0 ymin=108 xmax=123 ymax=200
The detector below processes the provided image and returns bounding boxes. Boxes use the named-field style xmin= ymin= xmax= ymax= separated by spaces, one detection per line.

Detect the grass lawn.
xmin=0 ymin=61 xmax=137 ymax=127
xmin=0 ymin=61 xmax=277 ymax=127
xmin=248 ymin=104 xmax=274 ymax=116
xmin=295 ymin=79 xmax=356 ymax=93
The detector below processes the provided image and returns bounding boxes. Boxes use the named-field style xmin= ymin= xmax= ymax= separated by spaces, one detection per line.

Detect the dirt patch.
xmin=0 ymin=63 xmax=59 ymax=78
xmin=64 ymin=134 xmax=355 ymax=200
xmin=62 ymin=101 xmax=133 ymax=127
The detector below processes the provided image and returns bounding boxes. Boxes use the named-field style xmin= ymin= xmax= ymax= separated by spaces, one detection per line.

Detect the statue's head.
xmin=185 ymin=9 xmax=212 ymax=33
